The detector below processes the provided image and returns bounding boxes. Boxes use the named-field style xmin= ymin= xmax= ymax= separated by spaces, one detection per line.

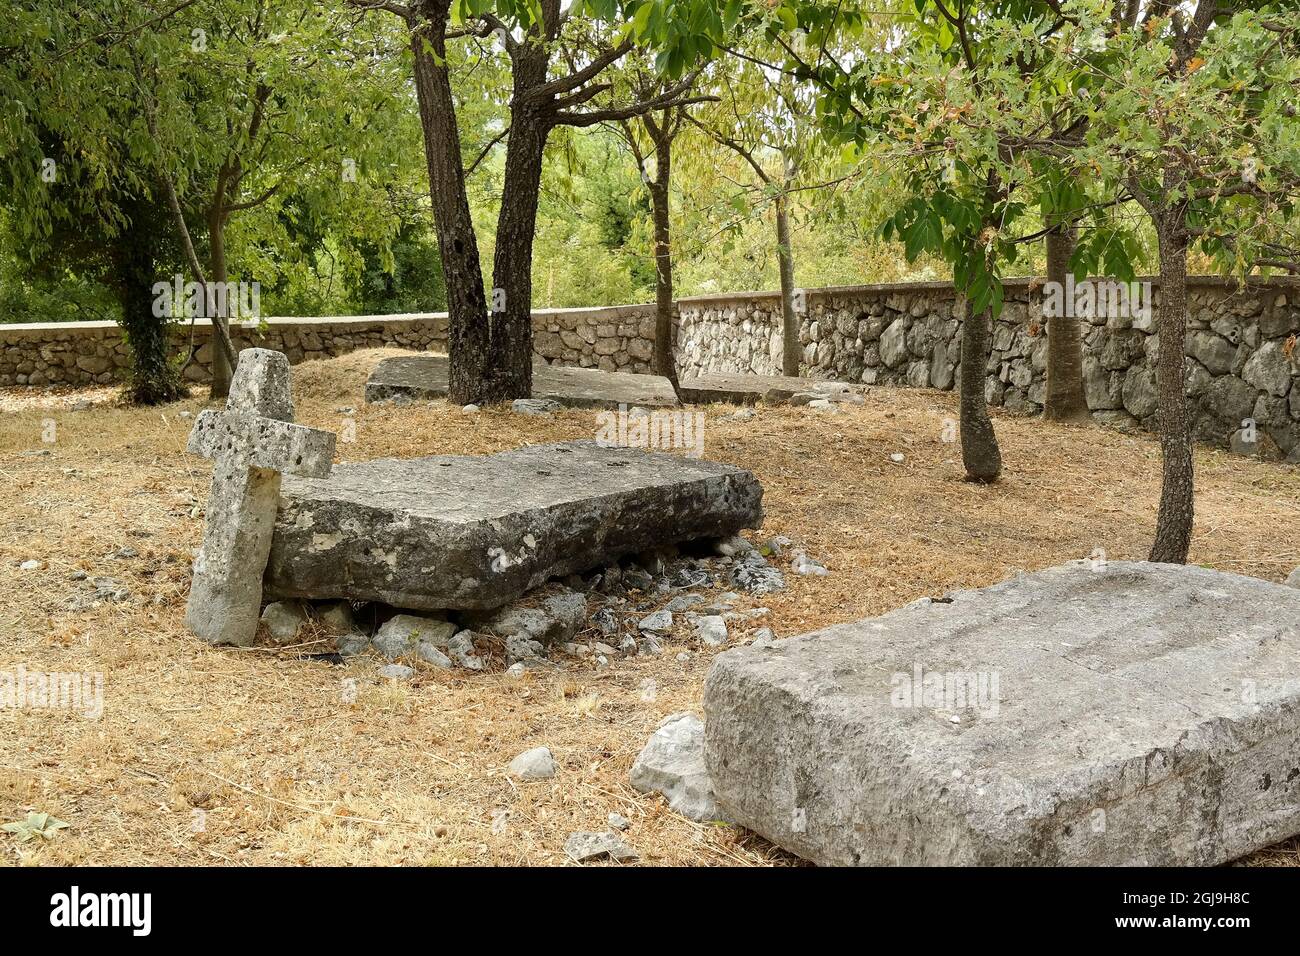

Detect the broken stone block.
xmin=365 ymin=354 xmax=679 ymax=409
xmin=266 ymin=442 xmax=763 ymax=611
xmin=630 ymin=712 xmax=729 ymax=823
xmin=705 ymin=561 xmax=1300 ymax=866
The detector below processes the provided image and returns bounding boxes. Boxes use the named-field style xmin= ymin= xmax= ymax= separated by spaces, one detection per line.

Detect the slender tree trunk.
xmin=115 ymin=208 xmax=186 ymax=405
xmin=775 ymin=192 xmax=800 ymax=377
xmin=648 ymin=136 xmax=678 ymax=389
xmin=410 ymin=12 xmax=491 ymax=405
xmin=1042 ymin=223 xmax=1089 ymax=422
xmin=959 ymin=300 xmax=1002 ymax=482
xmin=488 ymin=95 xmax=548 ymax=401
xmin=207 ymin=210 xmax=233 ymax=400
xmin=1148 ymin=213 xmax=1194 ymax=563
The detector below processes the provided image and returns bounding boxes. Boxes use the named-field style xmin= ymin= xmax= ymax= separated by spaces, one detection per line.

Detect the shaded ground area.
xmin=2 ymin=346 xmax=1298 ymax=866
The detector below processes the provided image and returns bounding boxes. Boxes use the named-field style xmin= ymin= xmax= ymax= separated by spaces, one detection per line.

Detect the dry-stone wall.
xmin=6 ymin=279 xmax=1298 ymax=459
xmin=0 ymin=304 xmax=657 ymax=388
xmin=677 ymin=278 xmax=1300 ymax=461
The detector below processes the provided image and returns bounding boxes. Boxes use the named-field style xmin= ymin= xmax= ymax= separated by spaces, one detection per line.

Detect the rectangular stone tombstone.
xmin=185 ymin=349 xmax=336 ymax=647
xmin=365 ymin=354 xmax=679 ymax=409
xmin=704 ymin=561 xmax=1300 ymax=866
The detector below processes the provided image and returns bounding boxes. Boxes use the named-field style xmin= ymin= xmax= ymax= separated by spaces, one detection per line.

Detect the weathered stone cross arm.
xmin=187 ymin=410 xmax=335 ymax=478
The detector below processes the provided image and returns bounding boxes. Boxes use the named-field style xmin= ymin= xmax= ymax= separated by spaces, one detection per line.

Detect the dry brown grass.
xmin=1 ymin=347 xmax=1298 ymax=867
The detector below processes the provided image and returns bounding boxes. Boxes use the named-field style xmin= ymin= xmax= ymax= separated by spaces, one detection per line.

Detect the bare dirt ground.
xmin=2 ymin=347 xmax=1298 ymax=867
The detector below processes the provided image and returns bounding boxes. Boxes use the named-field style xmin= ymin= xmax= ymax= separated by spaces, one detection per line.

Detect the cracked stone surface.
xmin=365 ymin=354 xmax=679 ymax=409
xmin=266 ymin=441 xmax=763 ymax=610
xmin=185 ymin=349 xmax=336 ymax=647
xmin=704 ymin=561 xmax=1300 ymax=866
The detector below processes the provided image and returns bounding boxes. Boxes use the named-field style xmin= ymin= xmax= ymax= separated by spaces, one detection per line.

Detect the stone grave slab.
xmin=265 ymin=441 xmax=762 ymax=610
xmin=704 ymin=561 xmax=1300 ymax=866
xmin=365 ymin=354 xmax=679 ymax=409
xmin=677 ymin=371 xmax=865 ymax=405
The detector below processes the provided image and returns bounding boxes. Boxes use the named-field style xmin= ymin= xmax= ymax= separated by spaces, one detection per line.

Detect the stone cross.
xmin=185 ymin=348 xmax=336 ymax=647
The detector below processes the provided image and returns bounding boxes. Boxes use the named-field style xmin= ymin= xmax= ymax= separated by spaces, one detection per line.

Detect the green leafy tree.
xmin=350 ymin=0 xmax=720 ymax=404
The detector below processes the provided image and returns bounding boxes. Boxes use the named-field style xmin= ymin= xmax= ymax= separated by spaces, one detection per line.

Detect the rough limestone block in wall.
xmin=266 ymin=441 xmax=764 ymax=611
xmin=704 ymin=561 xmax=1300 ymax=866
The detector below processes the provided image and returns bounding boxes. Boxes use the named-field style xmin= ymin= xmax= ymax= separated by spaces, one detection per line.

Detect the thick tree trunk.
xmin=207 ymin=210 xmax=233 ymax=400
xmin=1148 ymin=215 xmax=1194 ymax=563
xmin=1042 ymin=223 xmax=1089 ymax=422
xmin=410 ymin=12 xmax=491 ymax=405
xmin=775 ymin=193 xmax=800 ymax=377
xmin=115 ymin=210 xmax=186 ymax=405
xmin=488 ymin=97 xmax=548 ymax=401
xmin=959 ymin=301 xmax=1002 ymax=482
xmin=648 ymin=137 xmax=678 ymax=390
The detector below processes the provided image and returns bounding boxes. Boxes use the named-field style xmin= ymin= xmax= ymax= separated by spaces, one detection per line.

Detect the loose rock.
xmin=374 ymin=613 xmax=456 ymax=660
xmin=629 ymin=712 xmax=730 ymax=823
xmin=638 ymin=609 xmax=673 ymax=633
xmin=260 ymin=601 xmax=308 ymax=644
xmin=564 ymin=831 xmax=638 ymax=863
xmin=694 ymin=615 xmax=728 ymax=647
xmin=508 ymin=746 xmax=556 ymax=781
xmin=791 ymin=551 xmax=829 ymax=576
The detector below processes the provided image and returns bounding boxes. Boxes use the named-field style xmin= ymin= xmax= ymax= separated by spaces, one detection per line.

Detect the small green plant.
xmin=2 ymin=811 xmax=70 ymax=842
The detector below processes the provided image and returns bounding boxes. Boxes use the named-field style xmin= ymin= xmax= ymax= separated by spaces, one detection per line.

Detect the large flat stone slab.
xmin=704 ymin=561 xmax=1300 ymax=866
xmin=677 ymin=372 xmax=865 ymax=405
xmin=265 ymin=441 xmax=762 ymax=610
xmin=365 ymin=354 xmax=679 ymax=409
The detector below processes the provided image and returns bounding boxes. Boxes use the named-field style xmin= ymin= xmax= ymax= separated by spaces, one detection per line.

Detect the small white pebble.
xmin=949 ymin=715 xmax=961 ymax=724
xmin=20 ymin=560 xmax=40 ymax=571
xmin=676 ymin=652 xmax=690 ymax=662
xmin=890 ymin=452 xmax=905 ymax=463
xmin=462 ymin=404 xmax=480 ymax=414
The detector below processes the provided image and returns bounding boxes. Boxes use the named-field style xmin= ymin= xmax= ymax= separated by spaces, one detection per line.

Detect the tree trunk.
xmin=959 ymin=301 xmax=1002 ymax=482
xmin=115 ymin=209 xmax=187 ymax=405
xmin=207 ymin=209 xmax=233 ymax=400
xmin=410 ymin=12 xmax=491 ymax=405
xmin=487 ymin=94 xmax=549 ymax=401
xmin=648 ymin=136 xmax=678 ymax=390
xmin=1148 ymin=214 xmax=1194 ymax=563
xmin=1042 ymin=223 xmax=1090 ymax=422
xmin=775 ymin=193 xmax=800 ymax=377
